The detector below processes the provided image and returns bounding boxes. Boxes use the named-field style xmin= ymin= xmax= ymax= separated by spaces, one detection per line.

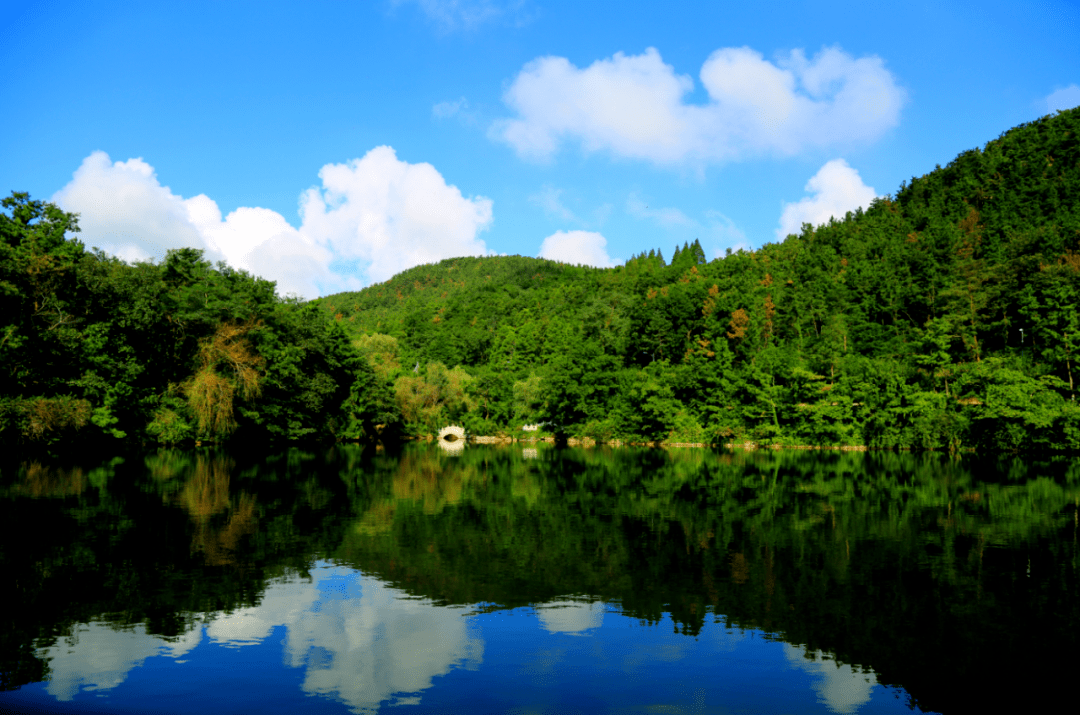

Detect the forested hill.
xmin=315 ymin=106 xmax=1080 ymax=451
xmin=1 ymin=108 xmax=1077 ymax=454
xmin=315 ymin=255 xmax=635 ymax=368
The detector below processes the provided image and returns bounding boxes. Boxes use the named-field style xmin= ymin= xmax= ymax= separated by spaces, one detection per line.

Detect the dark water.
xmin=1 ymin=444 xmax=1077 ymax=714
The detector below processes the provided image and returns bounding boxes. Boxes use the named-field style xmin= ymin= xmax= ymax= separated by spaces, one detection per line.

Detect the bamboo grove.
xmin=3 ymin=107 xmax=1079 ymax=453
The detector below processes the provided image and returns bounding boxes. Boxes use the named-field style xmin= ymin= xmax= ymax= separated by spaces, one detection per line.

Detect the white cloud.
xmin=1046 ymin=84 xmax=1080 ymax=113
xmin=776 ymin=159 xmax=876 ymax=239
xmin=624 ymin=196 xmax=746 ymax=258
xmin=704 ymin=210 xmax=748 ymax=254
xmin=538 ymin=230 xmax=618 ymax=267
xmin=433 ymin=98 xmax=464 ymax=118
xmin=300 ymin=146 xmax=493 ymax=284
xmin=491 ymin=46 xmax=904 ymax=165
xmin=52 ymin=148 xmax=493 ymax=298
xmin=53 ymin=152 xmax=335 ymax=298
xmin=392 ymin=0 xmax=526 ymax=32
xmin=185 ymin=195 xmax=335 ymax=298
xmin=530 ymin=185 xmax=612 ymax=228
xmin=530 ymin=185 xmax=580 ymax=223
xmin=51 ymin=152 xmax=207 ymax=265
xmin=432 ymin=97 xmax=475 ymax=124
xmin=205 ymin=564 xmax=483 ymax=712
xmin=39 ymin=622 xmax=163 ymax=701
xmin=626 ymin=193 xmax=695 ymax=228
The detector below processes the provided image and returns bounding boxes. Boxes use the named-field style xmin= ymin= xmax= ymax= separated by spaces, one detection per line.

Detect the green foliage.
xmin=312 ymin=107 xmax=1080 ymax=451
xmin=0 ymin=197 xmax=399 ymax=451
xmin=146 ymin=405 xmax=194 ymax=445
xmin=4 ymin=107 xmax=1080 ymax=451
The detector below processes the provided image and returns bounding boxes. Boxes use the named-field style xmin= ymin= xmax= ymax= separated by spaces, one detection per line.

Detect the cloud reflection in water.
xmin=206 ymin=563 xmax=483 ymax=712
xmin=35 ymin=566 xmax=893 ymax=715
xmin=40 ymin=622 xmax=202 ymax=701
xmin=39 ymin=563 xmax=482 ymax=712
xmin=784 ymin=643 xmax=878 ymax=714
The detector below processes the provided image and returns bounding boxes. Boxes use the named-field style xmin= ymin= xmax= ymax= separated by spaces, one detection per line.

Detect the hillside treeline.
xmin=0 ymin=194 xmax=396 ymax=454
xmin=318 ymin=108 xmax=1080 ymax=451
xmin=3 ymin=108 xmax=1078 ymax=453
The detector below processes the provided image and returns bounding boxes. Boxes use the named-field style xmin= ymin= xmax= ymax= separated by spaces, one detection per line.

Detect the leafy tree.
xmin=6 ymin=106 xmax=1080 ymax=451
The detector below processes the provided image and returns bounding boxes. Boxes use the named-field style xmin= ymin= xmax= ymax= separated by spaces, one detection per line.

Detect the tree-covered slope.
xmin=0 ymin=199 xmax=396 ymax=454
xmin=317 ymin=107 xmax=1080 ymax=450
xmin=314 ymin=255 xmax=623 ymax=367
xmin=3 ymin=108 xmax=1077 ymax=452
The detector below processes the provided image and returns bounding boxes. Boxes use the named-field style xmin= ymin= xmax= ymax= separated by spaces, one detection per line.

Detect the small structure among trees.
xmin=438 ymin=425 xmax=465 ymax=442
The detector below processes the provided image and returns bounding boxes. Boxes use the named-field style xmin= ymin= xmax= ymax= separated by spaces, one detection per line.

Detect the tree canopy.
xmin=0 ymin=197 xmax=394 ymax=454
xmin=3 ymin=107 xmax=1080 ymax=452
xmin=312 ymin=108 xmax=1080 ymax=451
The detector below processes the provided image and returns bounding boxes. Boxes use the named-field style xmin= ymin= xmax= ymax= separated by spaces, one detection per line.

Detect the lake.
xmin=1 ymin=443 xmax=1076 ymax=714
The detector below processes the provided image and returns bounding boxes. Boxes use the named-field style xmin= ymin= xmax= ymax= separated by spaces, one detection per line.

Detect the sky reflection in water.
xmin=8 ymin=443 xmax=1070 ymax=713
xmin=25 ymin=562 xmax=905 ymax=715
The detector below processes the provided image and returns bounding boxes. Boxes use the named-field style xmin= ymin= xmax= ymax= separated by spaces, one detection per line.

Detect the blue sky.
xmin=3 ymin=0 xmax=1078 ymax=298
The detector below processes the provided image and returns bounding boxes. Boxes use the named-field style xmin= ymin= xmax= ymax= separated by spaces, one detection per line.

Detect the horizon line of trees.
xmin=317 ymin=108 xmax=1080 ymax=452
xmin=3 ymin=107 xmax=1079 ymax=454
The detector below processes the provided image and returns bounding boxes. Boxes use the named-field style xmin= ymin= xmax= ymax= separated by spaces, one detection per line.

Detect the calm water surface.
xmin=1 ymin=444 xmax=1076 ymax=714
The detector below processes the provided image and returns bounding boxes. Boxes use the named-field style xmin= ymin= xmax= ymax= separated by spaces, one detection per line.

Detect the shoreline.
xmin=417 ymin=434 xmax=892 ymax=451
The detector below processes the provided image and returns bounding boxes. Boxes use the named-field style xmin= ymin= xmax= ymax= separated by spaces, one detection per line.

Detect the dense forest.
xmin=0 ymin=198 xmax=397 ymax=455
xmin=3 ymin=107 xmax=1079 ymax=452
xmin=317 ymin=107 xmax=1080 ymax=451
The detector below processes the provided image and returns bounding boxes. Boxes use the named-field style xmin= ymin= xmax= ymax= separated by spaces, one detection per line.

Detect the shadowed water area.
xmin=0 ymin=444 xmax=1077 ymax=714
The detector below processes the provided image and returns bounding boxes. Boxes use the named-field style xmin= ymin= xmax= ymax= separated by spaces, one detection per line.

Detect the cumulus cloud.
xmin=204 ymin=565 xmax=483 ymax=711
xmin=186 ymin=195 xmax=334 ymax=298
xmin=776 ymin=159 xmax=876 ymax=239
xmin=1046 ymin=84 xmax=1080 ymax=113
xmin=51 ymin=152 xmax=207 ymax=265
xmin=299 ymin=146 xmax=493 ymax=284
xmin=538 ymin=230 xmax=618 ymax=267
xmin=39 ymin=622 xmax=168 ymax=701
xmin=52 ymin=148 xmax=493 ymax=298
xmin=491 ymin=46 xmax=904 ymax=165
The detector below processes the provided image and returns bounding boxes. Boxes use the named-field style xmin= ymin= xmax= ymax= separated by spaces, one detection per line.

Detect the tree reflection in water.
xmin=0 ymin=444 xmax=1076 ymax=713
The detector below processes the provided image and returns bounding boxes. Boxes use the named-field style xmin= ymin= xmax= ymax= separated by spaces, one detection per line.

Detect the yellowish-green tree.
xmin=185 ymin=322 xmax=264 ymax=437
